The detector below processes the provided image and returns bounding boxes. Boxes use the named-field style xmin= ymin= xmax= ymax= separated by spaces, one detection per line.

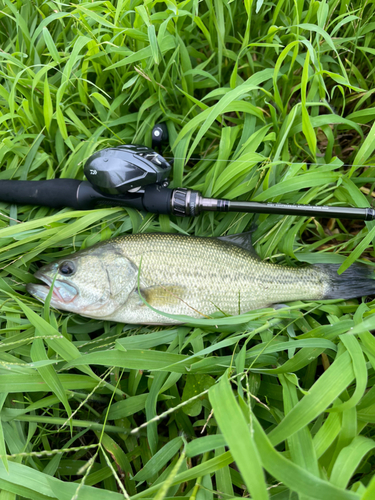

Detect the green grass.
xmin=0 ymin=0 xmax=375 ymax=498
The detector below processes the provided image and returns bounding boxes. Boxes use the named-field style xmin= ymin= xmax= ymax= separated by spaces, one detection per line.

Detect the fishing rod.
xmin=0 ymin=124 xmax=374 ymax=221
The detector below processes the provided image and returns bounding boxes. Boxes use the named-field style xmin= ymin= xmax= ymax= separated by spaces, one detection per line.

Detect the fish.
xmin=26 ymin=232 xmax=375 ymax=325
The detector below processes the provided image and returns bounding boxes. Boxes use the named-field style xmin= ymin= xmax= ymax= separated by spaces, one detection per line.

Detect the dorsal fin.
xmin=217 ymin=232 xmax=259 ymax=258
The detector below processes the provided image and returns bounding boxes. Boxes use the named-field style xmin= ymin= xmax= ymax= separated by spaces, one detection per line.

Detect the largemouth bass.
xmin=26 ymin=233 xmax=375 ymax=325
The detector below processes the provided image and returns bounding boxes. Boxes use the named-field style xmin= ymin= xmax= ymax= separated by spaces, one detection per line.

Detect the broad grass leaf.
xmin=337 ymin=224 xmax=375 ymax=274
xmin=361 ymin=476 xmax=375 ymax=499
xmin=177 ymin=68 xmax=273 ymax=158
xmin=116 ymin=329 xmax=179 ymax=350
xmin=247 ymin=338 xmax=337 ymax=356
xmin=133 ymin=437 xmax=183 ymax=482
xmin=12 ymin=294 xmax=94 ymax=378
xmin=273 ymin=104 xmax=299 ymax=160
xmin=212 ymin=152 xmax=264 ymax=196
xmin=215 ymin=444 xmax=234 ymax=498
xmin=328 ymin=335 xmax=368 ymax=412
xmin=105 ymin=36 xmax=175 ymax=69
xmin=290 ymin=114 xmax=363 ymax=138
xmin=20 ymin=209 xmax=123 ymax=262
xmin=186 ymin=435 xmax=226 ymax=457
xmin=251 ymin=416 xmax=360 ymax=500
xmin=90 ymin=93 xmax=111 ymax=109
xmin=146 ymin=371 xmax=168 ymax=455
xmin=172 ymin=102 xmax=262 ymax=160
xmin=254 ymin=172 xmax=339 ymax=201
xmin=65 ymin=107 xmax=92 ymax=138
xmin=330 ymin=436 xmax=375 ymax=488
xmin=346 ymin=108 xmax=375 ymax=124
xmin=279 ymin=374 xmax=319 ymax=476
xmin=233 ymin=124 xmax=272 ymax=159
xmin=0 ymin=374 xmax=97 ymax=393
xmin=19 ymin=134 xmax=45 ymax=180
xmin=148 ymin=25 xmax=159 ymax=65
xmin=55 ymin=106 xmax=68 ymax=140
xmin=331 ymin=15 xmax=360 ymax=36
xmin=301 ymin=51 xmax=316 ymax=157
xmin=42 ymin=27 xmax=61 ymax=64
xmin=268 ymin=351 xmax=355 ymax=446
xmin=273 ymin=41 xmax=300 ymax=112
xmin=62 ymin=36 xmax=91 ymax=84
xmin=301 ymin=107 xmax=316 ymax=158
xmin=12 ymin=300 xmax=72 ymax=415
xmin=323 ymin=71 xmax=363 ymax=92
xmin=256 ymin=0 xmax=265 ymax=13
xmin=30 ymin=338 xmax=72 ymax=426
xmin=340 ymin=177 xmax=370 ymax=208
xmin=134 ymin=452 xmax=233 ymax=498
xmin=43 ymin=75 xmax=53 ymax=133
xmin=107 ymin=394 xmax=151 ymax=420
xmin=297 ymin=253 xmax=346 ymax=264
xmin=95 ymin=432 xmax=136 ymax=495
xmin=153 ymin=451 xmax=186 ymax=500
xmin=209 ymin=375 xmax=268 ymax=499
xmin=0 ymin=482 xmax=47 ymax=500
xmin=0 ymin=460 xmax=125 ymax=500
xmin=193 ymin=16 xmax=212 ymax=48
xmin=184 ymin=68 xmax=220 ymax=86
xmin=297 ymin=23 xmax=336 ymax=52
xmin=186 ymin=81 xmax=261 ymax=160
xmin=63 ymin=349 xmax=195 ymax=373
xmin=313 ymin=411 xmax=342 ymax=458
xmin=0 ymin=393 xmax=8 ymax=472
xmin=30 ymin=12 xmax=70 ymax=45
xmin=135 ymin=5 xmax=150 ymax=26
xmin=11 ymin=298 xmax=74 ymax=417
xmin=352 ymin=121 xmax=375 ymax=172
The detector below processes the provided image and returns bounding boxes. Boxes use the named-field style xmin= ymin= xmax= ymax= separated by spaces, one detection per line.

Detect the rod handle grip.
xmin=0 ymin=179 xmax=86 ymax=209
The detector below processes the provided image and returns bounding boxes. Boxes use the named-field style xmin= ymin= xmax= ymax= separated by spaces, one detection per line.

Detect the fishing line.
xmin=165 ymin=157 xmax=375 ymax=168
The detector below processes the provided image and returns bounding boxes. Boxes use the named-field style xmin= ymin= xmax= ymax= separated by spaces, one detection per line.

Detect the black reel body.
xmin=84 ymin=145 xmax=171 ymax=195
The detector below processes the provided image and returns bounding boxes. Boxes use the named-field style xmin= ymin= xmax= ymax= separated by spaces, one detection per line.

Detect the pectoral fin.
xmin=140 ymin=285 xmax=186 ymax=308
xmin=116 ymin=285 xmax=187 ymax=325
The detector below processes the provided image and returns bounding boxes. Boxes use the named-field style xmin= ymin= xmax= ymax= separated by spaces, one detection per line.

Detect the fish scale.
xmin=27 ymin=233 xmax=375 ymax=325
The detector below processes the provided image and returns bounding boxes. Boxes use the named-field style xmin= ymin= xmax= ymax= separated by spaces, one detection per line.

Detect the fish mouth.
xmin=26 ymin=273 xmax=79 ymax=304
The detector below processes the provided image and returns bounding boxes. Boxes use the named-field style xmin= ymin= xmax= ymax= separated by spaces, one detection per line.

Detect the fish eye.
xmin=59 ymin=261 xmax=76 ymax=276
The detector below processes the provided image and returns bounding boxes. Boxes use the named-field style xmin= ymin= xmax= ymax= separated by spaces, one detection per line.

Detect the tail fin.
xmin=316 ymin=263 xmax=375 ymax=300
